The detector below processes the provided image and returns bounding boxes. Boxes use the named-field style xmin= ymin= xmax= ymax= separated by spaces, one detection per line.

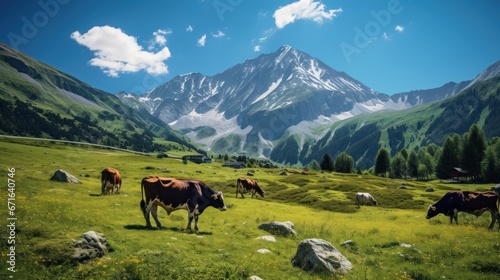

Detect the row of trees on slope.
xmin=316 ymin=124 xmax=500 ymax=183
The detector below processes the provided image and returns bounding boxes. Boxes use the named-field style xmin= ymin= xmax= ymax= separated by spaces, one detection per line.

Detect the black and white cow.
xmin=140 ymin=176 xmax=226 ymax=232
xmin=426 ymin=191 xmax=500 ymax=229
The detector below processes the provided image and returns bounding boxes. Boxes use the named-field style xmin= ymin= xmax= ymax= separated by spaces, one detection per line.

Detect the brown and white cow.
xmin=236 ymin=177 xmax=265 ymax=198
xmin=101 ymin=167 xmax=122 ymax=195
xmin=426 ymin=191 xmax=500 ymax=229
xmin=140 ymin=176 xmax=226 ymax=232
xmin=356 ymin=192 xmax=378 ymax=207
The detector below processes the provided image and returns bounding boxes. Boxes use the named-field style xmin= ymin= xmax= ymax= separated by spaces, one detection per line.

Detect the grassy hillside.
xmin=277 ymin=76 xmax=500 ymax=169
xmin=0 ymin=43 xmax=195 ymax=152
xmin=1 ymin=139 xmax=499 ymax=279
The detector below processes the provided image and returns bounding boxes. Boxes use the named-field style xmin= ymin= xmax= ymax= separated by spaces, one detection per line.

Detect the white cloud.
xmin=149 ymin=29 xmax=172 ymax=50
xmin=212 ymin=30 xmax=225 ymax=38
xmin=186 ymin=25 xmax=193 ymax=32
xmin=383 ymin=32 xmax=390 ymax=40
xmin=153 ymin=29 xmax=169 ymax=45
xmin=395 ymin=25 xmax=405 ymax=32
xmin=254 ymin=45 xmax=261 ymax=52
xmin=70 ymin=25 xmax=171 ymax=77
xmin=273 ymin=0 xmax=342 ymax=29
xmin=259 ymin=28 xmax=276 ymax=42
xmin=197 ymin=34 xmax=207 ymax=47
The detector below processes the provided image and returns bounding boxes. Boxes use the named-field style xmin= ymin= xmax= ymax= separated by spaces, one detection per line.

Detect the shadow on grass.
xmin=123 ymin=224 xmax=213 ymax=235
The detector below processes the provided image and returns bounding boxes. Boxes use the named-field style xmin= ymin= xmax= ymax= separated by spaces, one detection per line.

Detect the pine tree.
xmin=320 ymin=153 xmax=334 ymax=171
xmin=407 ymin=151 xmax=419 ymax=179
xmin=390 ymin=153 xmax=407 ymax=178
xmin=308 ymin=160 xmax=321 ymax=171
xmin=334 ymin=152 xmax=354 ymax=173
xmin=374 ymin=148 xmax=390 ymax=177
xmin=462 ymin=124 xmax=486 ymax=180
xmin=436 ymin=135 xmax=461 ymax=179
xmin=482 ymin=140 xmax=500 ymax=182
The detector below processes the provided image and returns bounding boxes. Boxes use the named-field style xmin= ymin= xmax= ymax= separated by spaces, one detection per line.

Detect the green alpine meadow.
xmin=1 ymin=138 xmax=499 ymax=279
xmin=1 ymin=3 xmax=500 ymax=279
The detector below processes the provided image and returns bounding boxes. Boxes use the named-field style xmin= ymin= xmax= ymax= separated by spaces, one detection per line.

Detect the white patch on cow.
xmin=145 ymin=198 xmax=188 ymax=214
xmin=154 ymin=198 xmax=189 ymax=214
xmin=145 ymin=199 xmax=156 ymax=213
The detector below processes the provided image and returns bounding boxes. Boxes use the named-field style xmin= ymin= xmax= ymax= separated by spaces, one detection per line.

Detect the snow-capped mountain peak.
xmin=118 ymin=46 xmax=395 ymax=157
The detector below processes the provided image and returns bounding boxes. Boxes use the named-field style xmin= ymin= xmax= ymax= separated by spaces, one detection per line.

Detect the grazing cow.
xmin=140 ymin=176 xmax=226 ymax=232
xmin=101 ymin=167 xmax=122 ymax=195
xmin=356 ymin=192 xmax=378 ymax=207
xmin=236 ymin=177 xmax=265 ymax=198
xmin=426 ymin=191 xmax=500 ymax=229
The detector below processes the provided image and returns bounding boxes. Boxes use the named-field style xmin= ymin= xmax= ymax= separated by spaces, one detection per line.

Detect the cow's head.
xmin=211 ymin=191 xmax=227 ymax=211
xmin=372 ymin=199 xmax=378 ymax=206
xmin=255 ymin=186 xmax=265 ymax=198
xmin=426 ymin=205 xmax=438 ymax=219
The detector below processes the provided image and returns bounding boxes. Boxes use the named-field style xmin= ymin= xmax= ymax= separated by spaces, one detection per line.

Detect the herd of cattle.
xmin=100 ymin=167 xmax=500 ymax=231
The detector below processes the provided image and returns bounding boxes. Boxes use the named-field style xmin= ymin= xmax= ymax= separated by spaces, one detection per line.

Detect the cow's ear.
xmin=431 ymin=206 xmax=436 ymax=211
xmin=212 ymin=193 xmax=219 ymax=200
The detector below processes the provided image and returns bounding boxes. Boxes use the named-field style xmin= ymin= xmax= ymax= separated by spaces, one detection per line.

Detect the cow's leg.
xmin=495 ymin=212 xmax=500 ymax=230
xmin=116 ymin=184 xmax=121 ymax=194
xmin=151 ymin=204 xmax=163 ymax=229
xmin=141 ymin=200 xmax=152 ymax=228
xmin=193 ymin=214 xmax=200 ymax=232
xmin=102 ymin=180 xmax=107 ymax=195
xmin=487 ymin=211 xmax=500 ymax=230
xmin=187 ymin=210 xmax=195 ymax=232
xmin=496 ymin=212 xmax=500 ymax=230
xmin=251 ymin=189 xmax=255 ymax=198
xmin=452 ymin=209 xmax=458 ymax=224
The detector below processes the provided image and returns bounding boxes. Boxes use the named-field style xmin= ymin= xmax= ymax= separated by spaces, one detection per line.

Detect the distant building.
xmin=182 ymin=154 xmax=212 ymax=164
xmin=222 ymin=161 xmax=246 ymax=169
xmin=451 ymin=167 xmax=469 ymax=182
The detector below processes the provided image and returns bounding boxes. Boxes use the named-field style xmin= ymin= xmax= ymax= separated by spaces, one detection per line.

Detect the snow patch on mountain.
xmin=286 ymin=98 xmax=408 ymax=137
xmin=253 ymin=76 xmax=283 ymax=104
xmin=257 ymin=132 xmax=274 ymax=158
xmin=169 ymin=109 xmax=252 ymax=147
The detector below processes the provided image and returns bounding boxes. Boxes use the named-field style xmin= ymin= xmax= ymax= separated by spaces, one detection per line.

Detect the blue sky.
xmin=1 ymin=0 xmax=499 ymax=95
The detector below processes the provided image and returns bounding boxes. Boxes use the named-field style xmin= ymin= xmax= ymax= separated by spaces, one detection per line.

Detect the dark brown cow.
xmin=101 ymin=167 xmax=122 ymax=195
xmin=426 ymin=191 xmax=500 ymax=229
xmin=236 ymin=177 xmax=265 ymax=198
xmin=140 ymin=176 xmax=226 ymax=232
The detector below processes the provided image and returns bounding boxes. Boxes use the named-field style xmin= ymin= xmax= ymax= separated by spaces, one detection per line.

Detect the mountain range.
xmin=1 ymin=42 xmax=498 ymax=168
xmin=118 ymin=45 xmax=500 ymax=167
